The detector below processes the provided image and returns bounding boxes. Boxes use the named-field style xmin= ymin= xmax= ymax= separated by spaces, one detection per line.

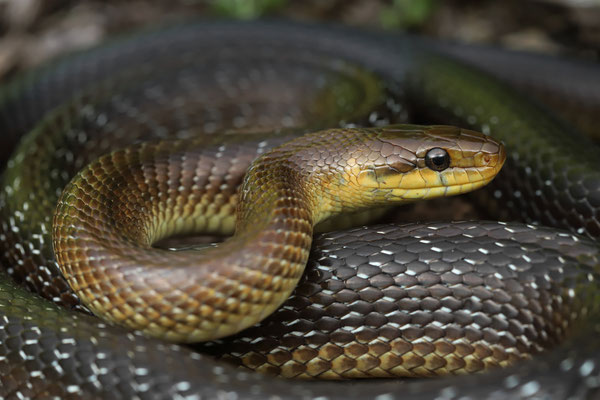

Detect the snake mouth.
xmin=390 ymin=177 xmax=498 ymax=200
xmin=389 ymin=158 xmax=505 ymax=200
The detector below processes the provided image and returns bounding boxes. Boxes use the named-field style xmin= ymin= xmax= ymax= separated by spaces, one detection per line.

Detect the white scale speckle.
xmin=519 ymin=381 xmax=540 ymax=397
xmin=561 ymin=357 xmax=574 ymax=371
xmin=580 ymin=360 xmax=595 ymax=376
xmin=175 ymin=381 xmax=192 ymax=391
xmin=436 ymin=387 xmax=457 ymax=400
xmin=504 ymin=374 xmax=519 ymax=388
xmin=51 ymin=360 xmax=65 ymax=375
xmin=135 ymin=367 xmax=150 ymax=376
xmin=212 ymin=365 xmax=225 ymax=375
xmin=67 ymin=385 xmax=81 ymax=394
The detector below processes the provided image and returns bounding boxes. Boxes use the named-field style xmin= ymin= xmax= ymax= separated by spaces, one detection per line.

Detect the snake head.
xmin=355 ymin=124 xmax=506 ymax=200
xmin=240 ymin=124 xmax=504 ymax=225
xmin=304 ymin=124 xmax=505 ymax=218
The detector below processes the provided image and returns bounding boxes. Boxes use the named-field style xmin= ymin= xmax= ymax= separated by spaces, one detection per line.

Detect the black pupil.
xmin=432 ymin=154 xmax=445 ymax=165
xmin=426 ymin=148 xmax=449 ymax=171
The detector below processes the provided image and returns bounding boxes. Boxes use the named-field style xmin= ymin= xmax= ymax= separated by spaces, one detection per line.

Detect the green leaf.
xmin=381 ymin=0 xmax=439 ymax=30
xmin=209 ymin=0 xmax=288 ymax=19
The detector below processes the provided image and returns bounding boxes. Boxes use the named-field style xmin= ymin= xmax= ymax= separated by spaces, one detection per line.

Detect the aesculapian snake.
xmin=0 ymin=20 xmax=599 ymax=399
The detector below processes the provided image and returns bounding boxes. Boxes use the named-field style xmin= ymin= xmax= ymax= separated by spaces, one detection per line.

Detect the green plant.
xmin=209 ymin=0 xmax=288 ymax=19
xmin=380 ymin=0 xmax=439 ymax=29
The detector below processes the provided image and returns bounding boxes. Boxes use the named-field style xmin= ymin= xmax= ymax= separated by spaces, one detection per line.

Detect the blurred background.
xmin=0 ymin=0 xmax=599 ymax=83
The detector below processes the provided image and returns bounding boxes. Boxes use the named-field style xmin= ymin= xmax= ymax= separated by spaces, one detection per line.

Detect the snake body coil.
xmin=0 ymin=20 xmax=600 ymax=399
xmin=52 ymin=126 xmax=503 ymax=343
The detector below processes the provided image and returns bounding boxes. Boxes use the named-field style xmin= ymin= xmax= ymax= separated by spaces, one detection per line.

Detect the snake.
xmin=0 ymin=19 xmax=599 ymax=399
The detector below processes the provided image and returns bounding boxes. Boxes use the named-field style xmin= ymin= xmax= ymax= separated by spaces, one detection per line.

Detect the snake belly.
xmin=0 ymin=20 xmax=600 ymax=399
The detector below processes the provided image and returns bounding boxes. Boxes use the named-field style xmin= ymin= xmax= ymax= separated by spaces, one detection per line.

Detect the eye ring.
xmin=425 ymin=148 xmax=450 ymax=171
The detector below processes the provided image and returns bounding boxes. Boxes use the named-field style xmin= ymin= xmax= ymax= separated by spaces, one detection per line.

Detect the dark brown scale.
xmin=197 ymin=221 xmax=598 ymax=382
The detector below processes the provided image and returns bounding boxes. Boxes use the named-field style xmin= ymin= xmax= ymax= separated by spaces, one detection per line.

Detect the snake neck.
xmin=236 ymin=127 xmax=386 ymax=231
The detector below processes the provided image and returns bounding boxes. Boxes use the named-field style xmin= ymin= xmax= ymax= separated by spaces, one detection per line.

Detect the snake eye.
xmin=425 ymin=148 xmax=450 ymax=171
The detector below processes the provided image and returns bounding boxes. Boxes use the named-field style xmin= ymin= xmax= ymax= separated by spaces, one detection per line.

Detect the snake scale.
xmin=0 ymin=19 xmax=600 ymax=399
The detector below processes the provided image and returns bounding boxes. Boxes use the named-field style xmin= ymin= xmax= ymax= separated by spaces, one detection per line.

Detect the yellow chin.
xmin=357 ymin=167 xmax=444 ymax=189
xmin=390 ymin=175 xmax=495 ymax=200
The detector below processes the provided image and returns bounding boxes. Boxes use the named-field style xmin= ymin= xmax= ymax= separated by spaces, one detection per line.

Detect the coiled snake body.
xmin=0 ymin=20 xmax=600 ymax=399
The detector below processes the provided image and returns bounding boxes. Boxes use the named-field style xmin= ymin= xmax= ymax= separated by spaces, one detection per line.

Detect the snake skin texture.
xmin=200 ymin=222 xmax=600 ymax=380
xmin=430 ymin=41 xmax=600 ymax=141
xmin=2 ymin=222 xmax=600 ymax=399
xmin=52 ymin=126 xmax=503 ymax=343
xmin=0 ymin=20 xmax=600 ymax=399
